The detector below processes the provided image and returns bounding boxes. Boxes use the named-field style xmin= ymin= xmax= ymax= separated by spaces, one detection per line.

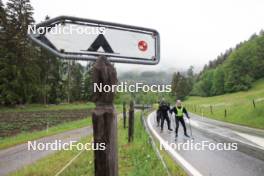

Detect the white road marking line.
xmin=190 ymin=119 xmax=264 ymax=151
xmin=190 ymin=112 xmax=264 ymax=133
xmin=147 ymin=112 xmax=203 ymax=176
xmin=234 ymin=132 xmax=264 ymax=148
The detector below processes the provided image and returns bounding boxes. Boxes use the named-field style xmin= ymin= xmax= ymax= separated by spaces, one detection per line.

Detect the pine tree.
xmin=186 ymin=66 xmax=195 ymax=93
xmin=0 ymin=0 xmax=6 ymax=31
xmin=70 ymin=62 xmax=84 ymax=101
xmin=37 ymin=15 xmax=64 ymax=104
xmin=211 ymin=68 xmax=225 ymax=95
xmin=0 ymin=1 xmax=21 ymax=105
xmin=171 ymin=72 xmax=180 ymax=96
xmin=171 ymin=72 xmax=190 ymax=99
xmin=3 ymin=0 xmax=39 ymax=104
xmin=0 ymin=0 xmax=7 ymax=46
xmin=83 ymin=63 xmax=93 ymax=101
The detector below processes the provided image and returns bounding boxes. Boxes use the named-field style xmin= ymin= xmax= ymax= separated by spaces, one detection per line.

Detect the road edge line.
xmin=147 ymin=112 xmax=203 ymax=176
xmin=141 ymin=111 xmax=171 ymax=176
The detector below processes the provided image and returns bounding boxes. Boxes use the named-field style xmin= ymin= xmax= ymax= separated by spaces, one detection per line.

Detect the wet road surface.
xmin=147 ymin=112 xmax=264 ymax=176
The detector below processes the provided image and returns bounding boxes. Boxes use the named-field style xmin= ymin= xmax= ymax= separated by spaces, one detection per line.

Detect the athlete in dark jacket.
xmin=159 ymin=99 xmax=173 ymax=132
xmin=154 ymin=103 xmax=161 ymax=127
xmin=170 ymin=100 xmax=190 ymax=138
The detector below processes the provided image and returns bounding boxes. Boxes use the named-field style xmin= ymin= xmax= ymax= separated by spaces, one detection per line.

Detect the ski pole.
xmin=188 ymin=118 xmax=194 ymax=139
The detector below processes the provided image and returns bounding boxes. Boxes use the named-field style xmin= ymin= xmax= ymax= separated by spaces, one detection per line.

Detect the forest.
xmin=191 ymin=31 xmax=264 ymax=96
xmin=0 ymin=0 xmax=93 ymax=105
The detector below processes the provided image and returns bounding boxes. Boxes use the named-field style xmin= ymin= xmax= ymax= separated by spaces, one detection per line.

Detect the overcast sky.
xmin=4 ymin=0 xmax=264 ymax=72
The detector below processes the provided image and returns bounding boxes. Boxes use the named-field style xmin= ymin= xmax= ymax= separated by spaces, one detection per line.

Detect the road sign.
xmin=28 ymin=16 xmax=160 ymax=65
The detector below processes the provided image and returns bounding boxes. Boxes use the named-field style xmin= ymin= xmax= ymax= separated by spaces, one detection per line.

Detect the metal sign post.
xmin=28 ymin=16 xmax=160 ymax=176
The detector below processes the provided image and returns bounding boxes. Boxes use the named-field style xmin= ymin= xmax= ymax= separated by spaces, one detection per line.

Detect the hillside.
xmin=191 ymin=31 xmax=264 ymax=97
xmin=185 ymin=79 xmax=264 ymax=129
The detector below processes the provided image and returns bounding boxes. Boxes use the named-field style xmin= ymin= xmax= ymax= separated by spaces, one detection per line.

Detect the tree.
xmin=2 ymin=0 xmax=40 ymax=104
xmin=224 ymin=57 xmax=253 ymax=92
xmin=176 ymin=75 xmax=189 ymax=99
xmin=171 ymin=72 xmax=190 ymax=99
xmin=0 ymin=0 xmax=92 ymax=105
xmin=211 ymin=67 xmax=225 ymax=95
xmin=0 ymin=0 xmax=7 ymax=55
xmin=186 ymin=66 xmax=195 ymax=93
xmin=83 ymin=63 xmax=93 ymax=101
xmin=37 ymin=16 xmax=64 ymax=104
xmin=70 ymin=62 xmax=84 ymax=101
xmin=199 ymin=70 xmax=214 ymax=96
xmin=0 ymin=0 xmax=6 ymax=40
xmin=171 ymin=72 xmax=180 ymax=96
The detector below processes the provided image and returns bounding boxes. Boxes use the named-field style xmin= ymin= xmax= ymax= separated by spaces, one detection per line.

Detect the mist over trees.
xmin=0 ymin=0 xmax=93 ymax=105
xmin=118 ymin=70 xmax=173 ymax=85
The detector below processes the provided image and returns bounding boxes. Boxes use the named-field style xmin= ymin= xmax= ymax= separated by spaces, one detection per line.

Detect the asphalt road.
xmin=0 ymin=126 xmax=93 ymax=176
xmin=147 ymin=111 xmax=264 ymax=176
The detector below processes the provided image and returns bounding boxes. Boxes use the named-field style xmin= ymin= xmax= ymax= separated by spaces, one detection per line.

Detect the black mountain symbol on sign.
xmin=87 ymin=34 xmax=114 ymax=53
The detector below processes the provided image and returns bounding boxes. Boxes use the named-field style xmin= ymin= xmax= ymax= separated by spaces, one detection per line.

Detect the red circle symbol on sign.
xmin=138 ymin=40 xmax=148 ymax=52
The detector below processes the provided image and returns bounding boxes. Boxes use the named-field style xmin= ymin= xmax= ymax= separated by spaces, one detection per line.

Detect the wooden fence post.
xmin=128 ymin=101 xmax=134 ymax=143
xmin=91 ymin=56 xmax=118 ymax=176
xmin=210 ymin=105 xmax=213 ymax=114
xmin=253 ymin=99 xmax=256 ymax=108
xmin=224 ymin=109 xmax=227 ymax=117
xmin=123 ymin=102 xmax=126 ymax=128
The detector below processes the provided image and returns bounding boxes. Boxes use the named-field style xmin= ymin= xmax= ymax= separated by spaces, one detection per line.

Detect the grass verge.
xmin=159 ymin=146 xmax=187 ymax=176
xmin=10 ymin=112 xmax=185 ymax=176
xmin=184 ymin=79 xmax=264 ymax=129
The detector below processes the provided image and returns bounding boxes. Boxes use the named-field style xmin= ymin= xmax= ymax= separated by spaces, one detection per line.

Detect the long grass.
xmin=184 ymin=79 xmax=264 ymax=129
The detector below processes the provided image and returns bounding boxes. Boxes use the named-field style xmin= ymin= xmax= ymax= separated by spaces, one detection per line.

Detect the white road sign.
xmin=28 ymin=16 xmax=160 ymax=65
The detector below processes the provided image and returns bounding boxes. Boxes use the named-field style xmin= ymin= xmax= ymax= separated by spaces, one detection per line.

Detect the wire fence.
xmin=184 ymin=98 xmax=264 ymax=118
